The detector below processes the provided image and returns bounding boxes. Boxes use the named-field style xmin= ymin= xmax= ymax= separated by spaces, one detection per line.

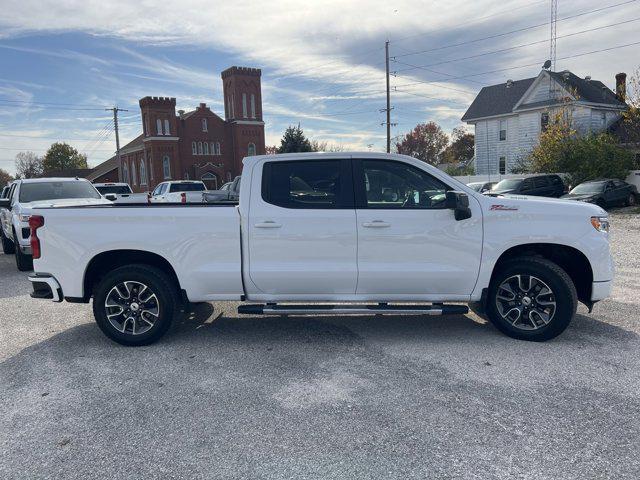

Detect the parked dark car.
xmin=561 ymin=179 xmax=637 ymax=209
xmin=486 ymin=174 xmax=566 ymax=197
xmin=467 ymin=181 xmax=496 ymax=193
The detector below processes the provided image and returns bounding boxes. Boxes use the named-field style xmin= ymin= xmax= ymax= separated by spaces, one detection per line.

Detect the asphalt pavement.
xmin=1 ymin=213 xmax=639 ymax=479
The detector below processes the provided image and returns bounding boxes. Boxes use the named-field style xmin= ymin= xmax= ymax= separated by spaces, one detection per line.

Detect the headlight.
xmin=590 ymin=216 xmax=609 ymax=232
xmin=19 ymin=214 xmax=31 ymax=222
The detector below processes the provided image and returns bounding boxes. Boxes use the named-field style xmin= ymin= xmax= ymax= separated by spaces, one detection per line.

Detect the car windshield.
xmin=467 ymin=183 xmax=483 ymax=192
xmin=95 ymin=185 xmax=132 ymax=195
xmin=169 ymin=183 xmax=206 ymax=193
xmin=492 ymin=179 xmax=522 ymax=190
xmin=19 ymin=181 xmax=101 ymax=202
xmin=570 ymin=182 xmax=606 ymax=194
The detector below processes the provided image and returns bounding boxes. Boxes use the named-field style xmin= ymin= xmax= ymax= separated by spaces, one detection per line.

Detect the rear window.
xmin=19 ymin=181 xmax=101 ymax=202
xmin=262 ymin=160 xmax=343 ymax=209
xmin=169 ymin=183 xmax=206 ymax=193
xmin=493 ymin=179 xmax=522 ymax=190
xmin=95 ymin=185 xmax=132 ymax=195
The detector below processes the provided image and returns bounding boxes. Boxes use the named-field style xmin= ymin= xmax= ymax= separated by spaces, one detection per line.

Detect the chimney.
xmin=178 ymin=109 xmax=185 ymax=119
xmin=615 ymin=72 xmax=627 ymax=102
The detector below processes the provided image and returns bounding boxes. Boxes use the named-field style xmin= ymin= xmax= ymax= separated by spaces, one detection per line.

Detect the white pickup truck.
xmin=26 ymin=153 xmax=613 ymax=346
xmin=149 ymin=180 xmax=208 ymax=203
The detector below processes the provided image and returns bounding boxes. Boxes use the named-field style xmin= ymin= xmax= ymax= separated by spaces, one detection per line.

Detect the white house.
xmin=461 ymin=70 xmax=628 ymax=175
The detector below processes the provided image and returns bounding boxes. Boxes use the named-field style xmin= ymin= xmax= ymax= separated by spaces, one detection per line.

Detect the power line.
xmin=392 ymin=17 xmax=640 ymax=73
xmin=392 ymin=0 xmax=639 ymax=59
xmin=391 ymin=40 xmax=640 ymax=88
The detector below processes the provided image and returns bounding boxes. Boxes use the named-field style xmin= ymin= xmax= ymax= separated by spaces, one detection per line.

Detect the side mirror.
xmin=0 ymin=198 xmax=11 ymax=210
xmin=104 ymin=193 xmax=117 ymax=201
xmin=446 ymin=191 xmax=472 ymax=221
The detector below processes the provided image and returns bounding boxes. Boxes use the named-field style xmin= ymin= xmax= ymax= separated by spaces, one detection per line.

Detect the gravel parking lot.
xmin=1 ymin=212 xmax=639 ymax=479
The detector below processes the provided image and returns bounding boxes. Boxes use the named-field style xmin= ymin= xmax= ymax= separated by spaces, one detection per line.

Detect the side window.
xmin=533 ymin=177 xmax=548 ymax=188
xmin=8 ymin=184 xmax=17 ymax=203
xmin=550 ymin=176 xmax=562 ymax=185
xmin=152 ymin=184 xmax=163 ymax=196
xmin=520 ymin=179 xmax=534 ymax=192
xmin=359 ymin=160 xmax=449 ymax=209
xmin=262 ymin=160 xmax=346 ymax=209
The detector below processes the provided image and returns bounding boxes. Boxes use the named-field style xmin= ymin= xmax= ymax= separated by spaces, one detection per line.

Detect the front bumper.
xmin=28 ymin=274 xmax=62 ymax=302
xmin=591 ymin=280 xmax=612 ymax=302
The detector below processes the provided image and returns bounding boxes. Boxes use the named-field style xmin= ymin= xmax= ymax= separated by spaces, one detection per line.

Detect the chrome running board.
xmin=237 ymin=303 xmax=468 ymax=316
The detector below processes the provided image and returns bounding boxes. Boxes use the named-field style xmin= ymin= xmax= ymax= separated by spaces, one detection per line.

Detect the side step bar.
xmin=237 ymin=303 xmax=468 ymax=316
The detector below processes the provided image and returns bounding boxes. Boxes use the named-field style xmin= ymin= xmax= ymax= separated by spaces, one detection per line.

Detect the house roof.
xmin=41 ymin=168 xmax=94 ymax=178
xmin=461 ymin=77 xmax=535 ymax=121
xmin=462 ymin=70 xmax=626 ymax=122
xmin=87 ymin=134 xmax=144 ymax=181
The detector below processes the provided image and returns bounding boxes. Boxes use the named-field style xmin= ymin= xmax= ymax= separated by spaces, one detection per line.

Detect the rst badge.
xmin=490 ymin=204 xmax=519 ymax=211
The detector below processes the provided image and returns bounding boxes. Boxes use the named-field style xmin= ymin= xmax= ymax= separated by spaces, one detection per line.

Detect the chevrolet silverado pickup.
xmin=25 ymin=153 xmax=614 ymax=346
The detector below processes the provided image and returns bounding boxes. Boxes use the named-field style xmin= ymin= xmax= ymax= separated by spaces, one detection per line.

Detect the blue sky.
xmin=1 ymin=0 xmax=639 ymax=175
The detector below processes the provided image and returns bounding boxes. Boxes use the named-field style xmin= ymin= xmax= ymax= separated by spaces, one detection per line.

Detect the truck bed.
xmin=32 ymin=203 xmax=243 ymax=301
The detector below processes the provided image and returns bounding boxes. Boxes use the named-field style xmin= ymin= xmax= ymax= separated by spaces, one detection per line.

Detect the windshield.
xmin=467 ymin=183 xmax=483 ymax=192
xmin=95 ymin=185 xmax=132 ymax=195
xmin=492 ymin=179 xmax=522 ymax=191
xmin=570 ymin=182 xmax=605 ymax=194
xmin=169 ymin=183 xmax=206 ymax=193
xmin=19 ymin=181 xmax=101 ymax=202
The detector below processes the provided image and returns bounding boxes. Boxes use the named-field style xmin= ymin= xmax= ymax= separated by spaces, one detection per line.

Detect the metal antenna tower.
xmin=550 ymin=0 xmax=558 ymax=71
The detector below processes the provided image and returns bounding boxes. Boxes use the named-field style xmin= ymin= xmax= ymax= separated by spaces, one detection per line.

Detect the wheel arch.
xmin=491 ymin=243 xmax=593 ymax=307
xmin=82 ymin=249 xmax=181 ymax=302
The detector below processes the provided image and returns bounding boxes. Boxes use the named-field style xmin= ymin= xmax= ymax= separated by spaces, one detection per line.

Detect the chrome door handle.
xmin=362 ymin=220 xmax=390 ymax=228
xmin=255 ymin=221 xmax=282 ymax=228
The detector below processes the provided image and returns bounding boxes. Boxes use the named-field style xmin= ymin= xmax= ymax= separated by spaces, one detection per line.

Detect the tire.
xmin=486 ymin=257 xmax=577 ymax=342
xmin=92 ymin=264 xmax=179 ymax=346
xmin=626 ymin=193 xmax=636 ymax=207
xmin=1 ymin=227 xmax=15 ymax=254
xmin=14 ymin=231 xmax=33 ymax=271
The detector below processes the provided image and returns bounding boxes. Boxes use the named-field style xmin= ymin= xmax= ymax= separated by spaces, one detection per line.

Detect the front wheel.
xmin=92 ymin=264 xmax=179 ymax=346
xmin=14 ymin=234 xmax=33 ymax=271
xmin=486 ymin=257 xmax=577 ymax=341
xmin=1 ymin=227 xmax=15 ymax=254
xmin=626 ymin=193 xmax=636 ymax=207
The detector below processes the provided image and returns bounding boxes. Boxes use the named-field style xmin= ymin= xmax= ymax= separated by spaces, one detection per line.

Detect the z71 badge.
xmin=490 ymin=204 xmax=519 ymax=211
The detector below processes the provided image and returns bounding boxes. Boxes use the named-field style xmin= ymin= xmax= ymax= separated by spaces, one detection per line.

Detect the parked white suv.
xmin=94 ymin=182 xmax=149 ymax=203
xmin=0 ymin=178 xmax=109 ymax=270
xmin=149 ymin=180 xmax=208 ymax=203
xmin=26 ymin=153 xmax=613 ymax=345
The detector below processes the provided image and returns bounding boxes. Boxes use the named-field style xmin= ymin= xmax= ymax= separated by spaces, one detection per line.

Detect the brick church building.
xmin=89 ymin=66 xmax=265 ymax=192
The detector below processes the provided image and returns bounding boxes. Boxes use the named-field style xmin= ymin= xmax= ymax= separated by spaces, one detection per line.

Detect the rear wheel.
xmin=486 ymin=257 xmax=577 ymax=341
xmin=1 ymin=227 xmax=15 ymax=254
xmin=92 ymin=264 xmax=179 ymax=346
xmin=626 ymin=193 xmax=636 ymax=207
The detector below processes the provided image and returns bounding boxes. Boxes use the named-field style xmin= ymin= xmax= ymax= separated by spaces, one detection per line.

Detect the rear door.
xmin=532 ymin=176 xmax=552 ymax=196
xmin=353 ymin=158 xmax=482 ymax=298
xmin=247 ymin=158 xmax=358 ymax=296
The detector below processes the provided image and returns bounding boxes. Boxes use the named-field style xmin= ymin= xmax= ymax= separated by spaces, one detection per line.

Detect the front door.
xmin=353 ymin=158 xmax=482 ymax=298
xmin=247 ymin=158 xmax=357 ymax=297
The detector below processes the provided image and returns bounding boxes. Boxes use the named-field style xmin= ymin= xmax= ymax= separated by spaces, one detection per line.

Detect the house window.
xmin=149 ymin=155 xmax=153 ymax=180
xmin=131 ymin=160 xmax=137 ymax=186
xmin=123 ymin=162 xmax=129 ymax=184
xmin=250 ymin=94 xmax=256 ymax=118
xmin=227 ymin=172 xmax=232 ymax=182
xmin=215 ymin=142 xmax=221 ymax=155
xmin=143 ymin=114 xmax=149 ymax=136
xmin=499 ymin=120 xmax=507 ymax=141
xmin=156 ymin=118 xmax=163 ymax=135
xmin=163 ymin=156 xmax=171 ymax=179
xmin=202 ymin=118 xmax=208 ymax=132
xmin=139 ymin=159 xmax=147 ymax=185
xmin=184 ymin=171 xmax=190 ymax=180
xmin=247 ymin=143 xmax=256 ymax=156
xmin=203 ymin=142 xmax=209 ymax=155
xmin=600 ymin=112 xmax=607 ymax=128
xmin=499 ymin=156 xmax=506 ymax=175
xmin=231 ymin=94 xmax=235 ymax=118
xmin=192 ymin=141 xmax=197 ymax=155
xmin=541 ymin=112 xmax=550 ymax=132
xmin=197 ymin=142 xmax=203 ymax=155
xmin=210 ymin=142 xmax=215 ymax=155
xmin=242 ymin=93 xmax=247 ymax=118
xmin=164 ymin=119 xmax=170 ymax=136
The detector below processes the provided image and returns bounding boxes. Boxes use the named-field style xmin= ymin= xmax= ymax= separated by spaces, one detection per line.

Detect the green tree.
xmin=528 ymin=126 xmax=634 ymax=185
xmin=0 ymin=167 xmax=14 ymax=187
xmin=42 ymin=142 xmax=88 ymax=173
xmin=14 ymin=151 xmax=44 ymax=179
xmin=310 ymin=140 xmax=344 ymax=152
xmin=442 ymin=127 xmax=474 ymax=164
xmin=277 ymin=125 xmax=312 ymax=153
xmin=395 ymin=122 xmax=449 ymax=165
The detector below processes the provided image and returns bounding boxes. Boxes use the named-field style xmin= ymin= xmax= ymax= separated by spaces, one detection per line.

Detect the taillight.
xmin=29 ymin=215 xmax=44 ymax=259
xmin=181 ymin=192 xmax=186 ymax=204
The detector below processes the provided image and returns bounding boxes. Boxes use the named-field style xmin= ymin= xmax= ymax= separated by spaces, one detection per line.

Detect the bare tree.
xmin=15 ymin=151 xmax=44 ymax=179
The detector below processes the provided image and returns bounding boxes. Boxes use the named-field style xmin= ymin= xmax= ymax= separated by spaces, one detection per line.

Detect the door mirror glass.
xmin=446 ymin=191 xmax=471 ymax=221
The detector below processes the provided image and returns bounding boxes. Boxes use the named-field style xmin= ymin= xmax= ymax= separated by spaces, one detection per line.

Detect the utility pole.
xmin=106 ymin=106 xmax=128 ymax=181
xmin=385 ymin=40 xmax=391 ymax=153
